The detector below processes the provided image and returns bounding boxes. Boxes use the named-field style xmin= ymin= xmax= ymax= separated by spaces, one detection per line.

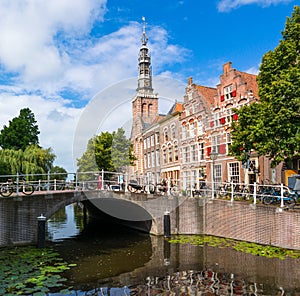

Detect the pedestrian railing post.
xmin=253 ymin=182 xmax=257 ymax=205
xmin=280 ymin=183 xmax=284 ymax=208
xmin=230 ymin=182 xmax=234 ymax=202
xmin=75 ymin=172 xmax=78 ymax=191
xmin=47 ymin=171 xmax=50 ymax=192
xmin=16 ymin=172 xmax=19 ymax=196
xmin=124 ymin=173 xmax=128 ymax=193
xmin=167 ymin=177 xmax=171 ymax=196
xmin=101 ymin=169 xmax=104 ymax=190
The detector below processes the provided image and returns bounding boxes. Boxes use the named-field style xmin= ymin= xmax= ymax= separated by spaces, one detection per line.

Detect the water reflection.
xmin=48 ymin=203 xmax=300 ymax=295
xmin=47 ymin=203 xmax=84 ymax=241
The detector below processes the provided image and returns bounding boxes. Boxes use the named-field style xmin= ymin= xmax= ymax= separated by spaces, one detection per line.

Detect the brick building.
xmin=130 ymin=22 xmax=288 ymax=189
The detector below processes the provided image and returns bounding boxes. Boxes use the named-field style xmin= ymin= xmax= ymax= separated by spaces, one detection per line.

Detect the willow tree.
xmin=230 ymin=5 xmax=300 ymax=167
xmin=0 ymin=145 xmax=56 ymax=177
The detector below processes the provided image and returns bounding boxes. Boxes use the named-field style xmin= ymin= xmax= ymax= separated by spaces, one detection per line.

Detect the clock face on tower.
xmin=145 ymin=80 xmax=150 ymax=87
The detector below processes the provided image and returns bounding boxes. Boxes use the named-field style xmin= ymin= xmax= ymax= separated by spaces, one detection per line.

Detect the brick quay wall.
xmin=170 ymin=198 xmax=300 ymax=250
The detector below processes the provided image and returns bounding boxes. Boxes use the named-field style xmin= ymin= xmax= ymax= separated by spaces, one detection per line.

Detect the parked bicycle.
xmin=192 ymin=182 xmax=210 ymax=197
xmin=262 ymin=187 xmax=297 ymax=207
xmin=0 ymin=177 xmax=35 ymax=197
xmin=156 ymin=179 xmax=179 ymax=196
xmin=127 ymin=180 xmax=155 ymax=194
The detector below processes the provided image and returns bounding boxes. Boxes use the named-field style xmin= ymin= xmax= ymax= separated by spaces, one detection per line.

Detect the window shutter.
xmin=219 ymin=144 xmax=226 ymax=154
xmin=232 ymin=113 xmax=238 ymax=121
xmin=219 ymin=117 xmax=226 ymax=124
xmin=220 ymin=95 xmax=225 ymax=102
xmin=231 ymin=90 xmax=237 ymax=97
xmin=210 ymin=121 xmax=214 ymax=127
xmin=207 ymin=147 xmax=211 ymax=156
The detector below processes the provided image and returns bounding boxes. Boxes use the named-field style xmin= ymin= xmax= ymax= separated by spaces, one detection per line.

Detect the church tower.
xmin=131 ymin=18 xmax=159 ymax=175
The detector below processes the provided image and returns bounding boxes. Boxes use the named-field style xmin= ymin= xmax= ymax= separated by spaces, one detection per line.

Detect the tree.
xmin=0 ymin=108 xmax=40 ymax=150
xmin=111 ymin=128 xmax=137 ymax=172
xmin=0 ymin=145 xmax=56 ymax=177
xmin=77 ymin=132 xmax=114 ymax=173
xmin=230 ymin=6 xmax=300 ymax=167
xmin=50 ymin=166 xmax=68 ymax=181
xmin=77 ymin=128 xmax=136 ymax=173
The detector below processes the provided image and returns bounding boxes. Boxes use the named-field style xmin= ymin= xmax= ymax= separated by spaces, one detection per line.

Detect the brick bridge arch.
xmin=0 ymin=191 xmax=184 ymax=246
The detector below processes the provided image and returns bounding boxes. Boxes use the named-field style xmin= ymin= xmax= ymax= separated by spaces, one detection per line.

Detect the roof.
xmin=195 ymin=85 xmax=217 ymax=105
xmin=167 ymin=102 xmax=183 ymax=115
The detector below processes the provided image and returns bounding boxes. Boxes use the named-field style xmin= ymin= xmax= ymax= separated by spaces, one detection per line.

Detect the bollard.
xmin=37 ymin=214 xmax=46 ymax=248
xmin=164 ymin=210 xmax=171 ymax=238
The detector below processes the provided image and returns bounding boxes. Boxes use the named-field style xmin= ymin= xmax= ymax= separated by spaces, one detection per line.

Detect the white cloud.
xmin=0 ymin=1 xmax=189 ymax=173
xmin=217 ymin=0 xmax=293 ymax=12
xmin=0 ymin=0 xmax=106 ymax=89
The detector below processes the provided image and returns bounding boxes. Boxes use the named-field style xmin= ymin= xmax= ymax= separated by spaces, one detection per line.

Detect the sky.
xmin=0 ymin=0 xmax=298 ymax=173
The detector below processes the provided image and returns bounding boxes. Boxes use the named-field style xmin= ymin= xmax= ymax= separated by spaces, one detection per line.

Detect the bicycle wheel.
xmin=127 ymin=184 xmax=138 ymax=193
xmin=170 ymin=186 xmax=179 ymax=196
xmin=86 ymin=180 xmax=97 ymax=190
xmin=145 ymin=183 xmax=155 ymax=194
xmin=22 ymin=184 xmax=35 ymax=195
xmin=0 ymin=184 xmax=14 ymax=197
xmin=263 ymin=196 xmax=274 ymax=205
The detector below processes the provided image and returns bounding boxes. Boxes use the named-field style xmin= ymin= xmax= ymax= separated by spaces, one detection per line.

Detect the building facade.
xmin=130 ymin=23 xmax=290 ymax=189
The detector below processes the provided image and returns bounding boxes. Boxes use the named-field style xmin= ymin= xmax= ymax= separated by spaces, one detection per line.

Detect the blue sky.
xmin=0 ymin=0 xmax=298 ymax=172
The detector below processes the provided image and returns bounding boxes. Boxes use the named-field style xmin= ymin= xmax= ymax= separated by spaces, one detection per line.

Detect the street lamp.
xmin=210 ymin=151 xmax=218 ymax=199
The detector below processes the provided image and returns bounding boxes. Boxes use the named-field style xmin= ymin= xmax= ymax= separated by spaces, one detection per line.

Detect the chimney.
xmin=187 ymin=77 xmax=193 ymax=85
xmin=223 ymin=62 xmax=232 ymax=75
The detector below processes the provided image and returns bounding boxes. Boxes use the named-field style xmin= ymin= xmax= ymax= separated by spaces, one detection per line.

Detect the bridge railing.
xmin=0 ymin=170 xmax=126 ymax=194
xmin=0 ymin=172 xmax=297 ymax=208
xmin=191 ymin=180 xmax=297 ymax=208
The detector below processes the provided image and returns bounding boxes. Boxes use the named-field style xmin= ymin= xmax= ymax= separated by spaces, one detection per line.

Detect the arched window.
xmin=148 ymin=104 xmax=153 ymax=117
xmin=142 ymin=103 xmax=147 ymax=116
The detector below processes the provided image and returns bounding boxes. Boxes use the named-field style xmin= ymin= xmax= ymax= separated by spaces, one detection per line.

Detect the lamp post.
xmin=210 ymin=151 xmax=218 ymax=199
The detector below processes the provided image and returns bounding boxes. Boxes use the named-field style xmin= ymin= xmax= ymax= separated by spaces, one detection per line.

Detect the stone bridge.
xmin=0 ymin=190 xmax=189 ymax=246
xmin=1 ymin=189 xmax=300 ymax=250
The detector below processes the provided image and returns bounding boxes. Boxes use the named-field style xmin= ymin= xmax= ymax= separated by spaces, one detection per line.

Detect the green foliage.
xmin=168 ymin=235 xmax=300 ymax=260
xmin=230 ymin=6 xmax=300 ymax=166
xmin=0 ymin=246 xmax=75 ymax=295
xmin=94 ymin=131 xmax=114 ymax=172
xmin=111 ymin=128 xmax=137 ymax=172
xmin=0 ymin=108 xmax=40 ymax=151
xmin=0 ymin=145 xmax=56 ymax=177
xmin=77 ymin=128 xmax=136 ymax=173
xmin=50 ymin=166 xmax=68 ymax=181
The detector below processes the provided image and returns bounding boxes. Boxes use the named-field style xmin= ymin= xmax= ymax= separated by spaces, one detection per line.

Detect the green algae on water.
xmin=168 ymin=235 xmax=300 ymax=260
xmin=0 ymin=246 xmax=75 ymax=295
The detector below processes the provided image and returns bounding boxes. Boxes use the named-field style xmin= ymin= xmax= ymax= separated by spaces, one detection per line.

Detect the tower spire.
xmin=141 ymin=16 xmax=148 ymax=46
xmin=136 ymin=16 xmax=153 ymax=93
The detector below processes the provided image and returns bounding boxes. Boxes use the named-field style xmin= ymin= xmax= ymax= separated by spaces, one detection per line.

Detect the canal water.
xmin=47 ymin=203 xmax=300 ymax=295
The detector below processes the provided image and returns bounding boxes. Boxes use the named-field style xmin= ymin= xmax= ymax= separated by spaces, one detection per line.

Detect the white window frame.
xmin=211 ymin=134 xmax=220 ymax=154
xmin=224 ymin=84 xmax=233 ymax=100
xmin=228 ymin=162 xmax=240 ymax=184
